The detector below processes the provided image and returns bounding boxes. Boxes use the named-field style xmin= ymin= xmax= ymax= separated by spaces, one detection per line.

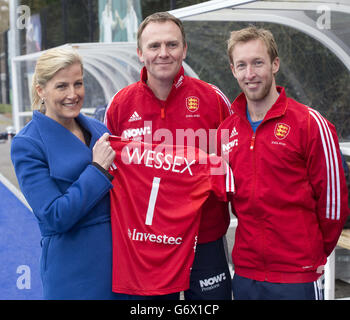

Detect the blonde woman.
xmin=11 ymin=48 xmax=123 ymax=299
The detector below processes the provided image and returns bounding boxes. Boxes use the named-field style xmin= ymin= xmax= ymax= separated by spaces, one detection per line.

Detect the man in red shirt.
xmin=105 ymin=12 xmax=233 ymax=299
xmin=217 ymin=26 xmax=349 ymax=299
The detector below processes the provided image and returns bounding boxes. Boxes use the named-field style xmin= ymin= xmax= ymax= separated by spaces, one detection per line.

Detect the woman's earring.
xmin=40 ymin=98 xmax=46 ymax=113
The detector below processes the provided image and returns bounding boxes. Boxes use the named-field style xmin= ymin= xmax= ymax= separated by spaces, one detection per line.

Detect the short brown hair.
xmin=137 ymin=12 xmax=186 ymax=51
xmin=227 ymin=26 xmax=278 ymax=65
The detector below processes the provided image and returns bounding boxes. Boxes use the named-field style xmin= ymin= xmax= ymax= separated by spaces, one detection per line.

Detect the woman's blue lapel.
xmin=33 ymin=111 xmax=94 ymax=183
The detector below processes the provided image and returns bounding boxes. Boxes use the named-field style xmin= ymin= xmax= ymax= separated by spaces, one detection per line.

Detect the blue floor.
xmin=0 ymin=181 xmax=43 ymax=299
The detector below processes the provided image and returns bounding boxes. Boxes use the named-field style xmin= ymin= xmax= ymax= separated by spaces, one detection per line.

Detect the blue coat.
xmin=11 ymin=111 xmax=121 ymax=299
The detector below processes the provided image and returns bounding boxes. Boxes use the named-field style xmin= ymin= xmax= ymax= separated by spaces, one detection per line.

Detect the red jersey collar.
xmin=140 ymin=66 xmax=185 ymax=89
xmin=233 ymin=86 xmax=288 ymax=121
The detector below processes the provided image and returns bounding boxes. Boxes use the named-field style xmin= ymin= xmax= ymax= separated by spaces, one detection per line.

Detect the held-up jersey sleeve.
xmin=207 ymin=154 xmax=235 ymax=202
xmin=307 ymin=108 xmax=349 ymax=256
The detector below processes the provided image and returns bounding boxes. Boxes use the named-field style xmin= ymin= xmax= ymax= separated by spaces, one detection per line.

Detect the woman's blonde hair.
xmin=31 ymin=47 xmax=83 ymax=112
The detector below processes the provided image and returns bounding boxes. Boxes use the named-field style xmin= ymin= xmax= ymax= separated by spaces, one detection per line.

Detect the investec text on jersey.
xmin=129 ymin=228 xmax=182 ymax=245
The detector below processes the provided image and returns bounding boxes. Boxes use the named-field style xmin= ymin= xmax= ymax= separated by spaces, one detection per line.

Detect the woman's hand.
xmin=92 ymin=133 xmax=116 ymax=170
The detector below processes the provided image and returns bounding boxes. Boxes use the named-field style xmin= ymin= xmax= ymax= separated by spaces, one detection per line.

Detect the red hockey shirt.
xmin=109 ymin=136 xmax=234 ymax=295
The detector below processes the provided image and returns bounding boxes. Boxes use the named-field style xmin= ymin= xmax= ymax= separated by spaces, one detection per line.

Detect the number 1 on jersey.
xmin=145 ymin=177 xmax=161 ymax=226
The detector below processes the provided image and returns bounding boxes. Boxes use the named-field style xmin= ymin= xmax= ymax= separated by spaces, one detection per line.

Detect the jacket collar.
xmin=33 ymin=111 xmax=94 ymax=182
xmin=140 ymin=66 xmax=185 ymax=90
xmin=232 ymin=86 xmax=288 ymax=121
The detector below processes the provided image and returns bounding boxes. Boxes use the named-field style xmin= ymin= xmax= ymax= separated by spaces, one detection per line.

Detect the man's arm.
xmin=307 ymin=108 xmax=350 ymax=256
